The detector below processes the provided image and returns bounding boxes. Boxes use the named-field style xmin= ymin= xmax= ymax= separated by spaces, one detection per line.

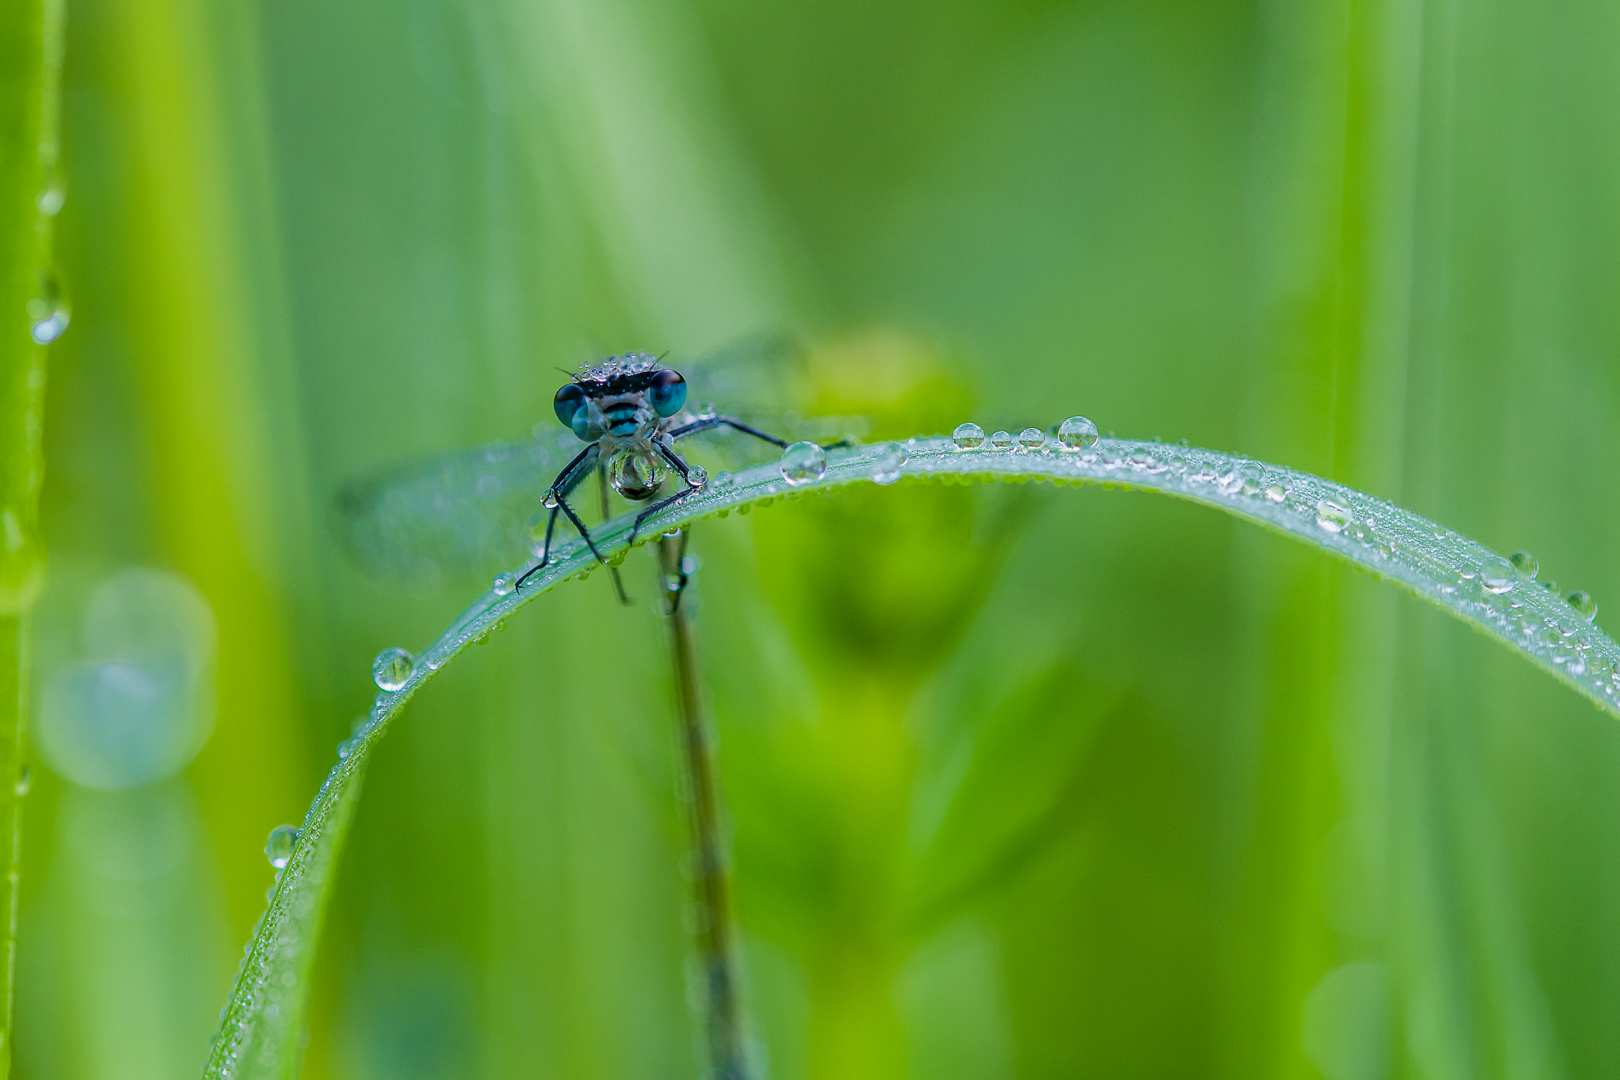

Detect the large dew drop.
xmin=371 ymin=647 xmax=414 ymax=691
xmin=1479 ymin=556 xmax=1514 ymax=593
xmin=870 ymin=442 xmax=906 ymax=485
xmin=265 ymin=824 xmax=298 ymax=870
xmin=1018 ymin=427 xmax=1046 ymax=450
xmin=1568 ymin=590 xmax=1598 ymax=622
xmin=779 ymin=441 xmax=827 ymax=486
xmin=1509 ymin=551 xmax=1538 ymax=580
xmin=610 ymin=448 xmax=666 ymax=500
xmin=1056 ymin=416 xmax=1098 ymax=450
xmin=988 ymin=429 xmax=1014 ymax=450
xmin=952 ymin=422 xmax=985 ymax=449
xmin=1315 ymin=499 xmax=1353 ymax=533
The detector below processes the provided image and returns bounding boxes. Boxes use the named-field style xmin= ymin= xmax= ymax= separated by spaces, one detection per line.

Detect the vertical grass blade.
xmin=0 ymin=0 xmax=63 ymax=1070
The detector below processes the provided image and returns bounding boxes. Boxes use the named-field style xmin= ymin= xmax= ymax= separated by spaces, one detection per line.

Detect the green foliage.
xmin=22 ymin=0 xmax=1620 ymax=1078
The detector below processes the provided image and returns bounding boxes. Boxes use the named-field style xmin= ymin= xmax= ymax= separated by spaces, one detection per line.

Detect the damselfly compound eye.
xmin=572 ymin=399 xmax=606 ymax=441
xmin=554 ymin=382 xmax=586 ymax=427
xmin=650 ymin=369 xmax=687 ymax=417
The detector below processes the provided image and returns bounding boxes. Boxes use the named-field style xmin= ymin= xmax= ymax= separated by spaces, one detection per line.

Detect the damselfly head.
xmin=554 ymin=352 xmax=687 ymax=441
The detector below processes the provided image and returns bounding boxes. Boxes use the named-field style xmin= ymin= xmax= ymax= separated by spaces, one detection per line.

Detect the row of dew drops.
xmin=28 ymin=170 xmax=69 ymax=345
xmin=261 ymin=413 xmax=1614 ymax=869
xmin=260 ymin=646 xmax=422 ymax=871
xmin=709 ymin=414 xmax=1106 ymax=494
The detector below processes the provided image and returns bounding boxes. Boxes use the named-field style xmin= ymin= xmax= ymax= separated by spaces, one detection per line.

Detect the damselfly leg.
xmin=516 ymin=442 xmax=605 ymax=590
xmin=625 ymin=418 xmax=851 ymax=547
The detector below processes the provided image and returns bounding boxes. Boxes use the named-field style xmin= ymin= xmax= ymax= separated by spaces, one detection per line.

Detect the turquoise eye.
xmin=649 ymin=369 xmax=686 ymax=417
xmin=571 ymin=408 xmax=604 ymax=441
xmin=554 ymin=383 xmax=585 ymax=427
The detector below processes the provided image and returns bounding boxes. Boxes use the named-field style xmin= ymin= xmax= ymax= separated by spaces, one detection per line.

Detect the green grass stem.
xmin=0 ymin=0 xmax=63 ymax=1070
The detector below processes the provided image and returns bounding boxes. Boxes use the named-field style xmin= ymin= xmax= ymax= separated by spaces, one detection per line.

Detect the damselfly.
xmin=334 ymin=341 xmax=860 ymax=597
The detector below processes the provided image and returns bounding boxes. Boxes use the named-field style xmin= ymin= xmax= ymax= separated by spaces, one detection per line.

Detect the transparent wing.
xmin=333 ymin=431 xmax=574 ymax=589
xmin=331 ymin=334 xmax=868 ymax=587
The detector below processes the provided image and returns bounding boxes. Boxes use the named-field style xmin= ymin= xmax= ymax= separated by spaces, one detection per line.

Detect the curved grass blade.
xmin=205 ymin=433 xmax=1620 ymax=1079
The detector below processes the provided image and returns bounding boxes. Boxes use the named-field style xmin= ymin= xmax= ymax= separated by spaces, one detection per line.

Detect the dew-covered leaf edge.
xmin=202 ymin=433 xmax=1620 ymax=1079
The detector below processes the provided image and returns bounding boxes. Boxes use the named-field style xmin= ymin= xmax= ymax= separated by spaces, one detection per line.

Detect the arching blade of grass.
xmin=203 ymin=434 xmax=1620 ymax=1079
xmin=0 ymin=0 xmax=63 ymax=1072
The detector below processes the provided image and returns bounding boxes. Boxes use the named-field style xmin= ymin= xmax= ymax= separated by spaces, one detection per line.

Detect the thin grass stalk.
xmin=657 ymin=528 xmax=749 ymax=1080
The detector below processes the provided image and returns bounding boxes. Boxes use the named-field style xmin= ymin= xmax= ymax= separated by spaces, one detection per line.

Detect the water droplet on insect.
xmin=13 ymin=765 xmax=29 ymax=797
xmin=542 ymin=490 xmax=559 ymax=509
xmin=779 ymin=441 xmax=826 ymax=486
xmin=1057 ymin=416 xmax=1098 ymax=450
xmin=1480 ymin=556 xmax=1514 ymax=593
xmin=264 ymin=825 xmax=298 ymax=870
xmin=952 ymin=422 xmax=985 ymax=449
xmin=870 ymin=442 xmax=906 ymax=485
xmin=712 ymin=471 xmax=733 ymax=489
xmin=1017 ymin=427 xmax=1045 ymax=450
xmin=1315 ymin=499 xmax=1352 ymax=533
xmin=988 ymin=430 xmax=1013 ymax=450
xmin=1567 ymin=590 xmax=1598 ymax=622
xmin=492 ymin=573 xmax=515 ymax=596
xmin=1509 ymin=551 xmax=1538 ymax=580
xmin=27 ymin=269 xmax=69 ymax=345
xmin=610 ymin=448 xmax=666 ymax=500
xmin=1264 ymin=483 xmax=1287 ymax=502
xmin=686 ymin=465 xmax=708 ymax=491
xmin=371 ymin=647 xmax=413 ymax=691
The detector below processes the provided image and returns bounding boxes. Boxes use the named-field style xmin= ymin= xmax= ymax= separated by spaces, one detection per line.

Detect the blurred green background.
xmin=18 ymin=0 xmax=1620 ymax=1077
